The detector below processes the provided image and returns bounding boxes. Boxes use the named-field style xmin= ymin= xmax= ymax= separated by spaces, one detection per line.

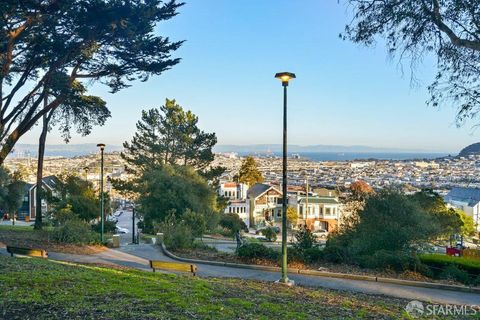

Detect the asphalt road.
xmin=114 ymin=209 xmax=136 ymax=245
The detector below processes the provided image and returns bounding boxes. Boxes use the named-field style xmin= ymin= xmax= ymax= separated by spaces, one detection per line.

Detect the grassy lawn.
xmin=0 ymin=225 xmax=105 ymax=255
xmin=0 ymin=255 xmax=432 ymax=320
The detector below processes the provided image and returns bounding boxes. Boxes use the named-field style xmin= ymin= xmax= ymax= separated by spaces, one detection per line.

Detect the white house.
xmin=288 ymin=195 xmax=341 ymax=231
xmin=246 ymin=183 xmax=283 ymax=228
xmin=219 ymin=182 xmax=250 ymax=226
xmin=444 ymin=187 xmax=480 ymax=232
xmin=219 ymin=182 xmax=248 ymax=200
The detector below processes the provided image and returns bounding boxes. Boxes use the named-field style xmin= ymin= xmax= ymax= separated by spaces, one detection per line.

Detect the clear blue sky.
xmin=20 ymin=0 xmax=479 ymax=153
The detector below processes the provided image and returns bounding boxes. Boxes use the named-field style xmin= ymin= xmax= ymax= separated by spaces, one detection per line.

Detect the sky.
xmin=19 ymin=0 xmax=480 ymax=153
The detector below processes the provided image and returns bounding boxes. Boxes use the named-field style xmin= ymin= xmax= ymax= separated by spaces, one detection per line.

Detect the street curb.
xmin=159 ymin=243 xmax=480 ymax=294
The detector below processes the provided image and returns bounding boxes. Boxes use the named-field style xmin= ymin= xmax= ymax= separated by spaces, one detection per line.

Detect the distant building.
xmin=289 ymin=195 xmax=341 ymax=231
xmin=218 ymin=182 xmax=343 ymax=230
xmin=18 ymin=176 xmax=60 ymax=221
xmin=247 ymin=183 xmax=283 ymax=228
xmin=219 ymin=182 xmax=250 ymax=225
xmin=444 ymin=187 xmax=480 ymax=232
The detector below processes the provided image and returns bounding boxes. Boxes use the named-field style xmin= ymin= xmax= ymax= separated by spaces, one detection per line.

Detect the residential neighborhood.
xmin=1 ymin=1 xmax=480 ymax=319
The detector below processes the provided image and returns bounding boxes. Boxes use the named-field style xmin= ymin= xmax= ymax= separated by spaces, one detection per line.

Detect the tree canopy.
xmin=236 ymin=156 xmax=264 ymax=186
xmin=136 ymin=164 xmax=221 ymax=232
xmin=48 ymin=174 xmax=100 ymax=222
xmin=343 ymin=0 xmax=480 ymax=124
xmin=411 ymin=189 xmax=475 ymax=237
xmin=350 ymin=180 xmax=374 ymax=200
xmin=122 ymin=99 xmax=222 ymax=178
xmin=0 ymin=0 xmax=183 ymax=164
xmin=0 ymin=167 xmax=25 ymax=218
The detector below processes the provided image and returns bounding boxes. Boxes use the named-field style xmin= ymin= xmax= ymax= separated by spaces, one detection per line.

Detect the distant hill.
xmin=10 ymin=144 xmax=123 ymax=158
xmin=459 ymin=143 xmax=480 ymax=157
xmin=214 ymin=144 xmax=433 ymax=154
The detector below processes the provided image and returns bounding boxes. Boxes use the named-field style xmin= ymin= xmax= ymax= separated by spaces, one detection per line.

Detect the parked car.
xmin=115 ymin=226 xmax=129 ymax=234
xmin=107 ymin=216 xmax=118 ymax=223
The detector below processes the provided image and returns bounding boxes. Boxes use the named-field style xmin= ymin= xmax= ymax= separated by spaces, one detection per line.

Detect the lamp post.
xmin=275 ymin=71 xmax=296 ymax=285
xmin=132 ymin=205 xmax=136 ymax=244
xmin=84 ymin=166 xmax=89 ymax=181
xmin=97 ymin=143 xmax=105 ymax=242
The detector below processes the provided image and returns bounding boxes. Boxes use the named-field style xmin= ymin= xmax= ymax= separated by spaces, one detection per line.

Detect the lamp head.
xmin=97 ymin=143 xmax=106 ymax=151
xmin=275 ymin=72 xmax=296 ymax=86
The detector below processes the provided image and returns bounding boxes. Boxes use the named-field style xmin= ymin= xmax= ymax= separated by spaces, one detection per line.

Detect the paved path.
xmin=6 ymin=243 xmax=474 ymax=305
xmin=2 ymin=212 xmax=479 ymax=306
xmin=117 ymin=244 xmax=480 ymax=306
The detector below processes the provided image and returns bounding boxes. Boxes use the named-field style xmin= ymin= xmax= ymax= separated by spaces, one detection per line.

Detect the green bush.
xmin=439 ymin=265 xmax=470 ymax=284
xmin=303 ymin=247 xmax=324 ymax=264
xmin=163 ymin=223 xmax=194 ymax=250
xmin=261 ymin=227 xmax=277 ymax=242
xmin=158 ymin=214 xmax=195 ymax=250
xmin=294 ymin=226 xmax=318 ymax=251
xmin=322 ymin=236 xmax=350 ymax=263
xmin=237 ymin=243 xmax=279 ymax=261
xmin=219 ymin=213 xmax=248 ymax=236
xmin=91 ymin=220 xmax=116 ymax=234
xmin=51 ymin=219 xmax=98 ymax=244
xmin=419 ymin=254 xmax=480 ymax=277
xmin=356 ymin=250 xmax=418 ymax=271
xmin=324 ymin=190 xmax=443 ymax=266
xmin=183 ymin=209 xmax=206 ymax=238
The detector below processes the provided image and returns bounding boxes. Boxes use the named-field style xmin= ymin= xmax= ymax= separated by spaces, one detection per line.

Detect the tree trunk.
xmin=34 ymin=114 xmax=49 ymax=229
xmin=34 ymin=92 xmax=52 ymax=230
xmin=0 ymin=132 xmax=19 ymax=166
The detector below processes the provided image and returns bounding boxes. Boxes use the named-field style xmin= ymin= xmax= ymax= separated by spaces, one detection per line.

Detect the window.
xmin=326 ymin=207 xmax=331 ymax=215
xmin=277 ymin=210 xmax=281 ymax=217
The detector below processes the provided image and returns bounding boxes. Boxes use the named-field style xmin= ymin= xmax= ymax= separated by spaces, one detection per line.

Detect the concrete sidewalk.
xmin=2 ymin=244 xmax=479 ymax=305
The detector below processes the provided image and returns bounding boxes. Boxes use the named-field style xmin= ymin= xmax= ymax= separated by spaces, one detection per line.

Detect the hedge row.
xmin=419 ymin=254 xmax=480 ymax=276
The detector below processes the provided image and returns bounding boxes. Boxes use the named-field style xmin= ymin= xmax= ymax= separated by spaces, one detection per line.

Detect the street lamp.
xmin=97 ymin=143 xmax=105 ymax=242
xmin=275 ymin=71 xmax=296 ymax=286
xmin=132 ymin=204 xmax=136 ymax=244
xmin=84 ymin=166 xmax=89 ymax=181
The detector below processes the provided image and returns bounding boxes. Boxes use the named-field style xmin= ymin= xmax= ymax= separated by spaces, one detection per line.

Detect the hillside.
xmin=459 ymin=143 xmax=480 ymax=157
xmin=0 ymin=255 xmax=411 ymax=319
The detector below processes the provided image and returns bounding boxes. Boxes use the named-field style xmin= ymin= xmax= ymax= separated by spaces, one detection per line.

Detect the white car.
xmin=115 ymin=226 xmax=129 ymax=234
xmin=107 ymin=216 xmax=118 ymax=223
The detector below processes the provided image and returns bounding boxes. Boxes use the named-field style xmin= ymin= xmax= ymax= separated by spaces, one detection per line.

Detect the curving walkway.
xmin=1 ymin=244 xmax=479 ymax=305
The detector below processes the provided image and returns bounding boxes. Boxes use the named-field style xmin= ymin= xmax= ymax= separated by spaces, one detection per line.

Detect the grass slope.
xmin=0 ymin=255 xmax=424 ymax=319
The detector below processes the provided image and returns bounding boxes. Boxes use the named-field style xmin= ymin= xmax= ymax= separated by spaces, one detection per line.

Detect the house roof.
xmin=247 ymin=183 xmax=281 ymax=199
xmin=42 ymin=175 xmax=60 ymax=190
xmin=23 ymin=183 xmax=34 ymax=194
xmin=223 ymin=182 xmax=238 ymax=188
xmin=298 ymin=197 xmax=339 ymax=205
xmin=445 ymin=187 xmax=480 ymax=207
xmin=29 ymin=175 xmax=60 ymax=191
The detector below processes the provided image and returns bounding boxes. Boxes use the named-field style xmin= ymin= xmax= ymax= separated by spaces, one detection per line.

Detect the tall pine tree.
xmin=236 ymin=156 xmax=264 ymax=186
xmin=122 ymin=99 xmax=223 ymax=178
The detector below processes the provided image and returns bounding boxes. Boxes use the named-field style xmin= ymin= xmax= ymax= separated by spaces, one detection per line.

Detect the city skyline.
xmin=17 ymin=0 xmax=480 ymax=153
